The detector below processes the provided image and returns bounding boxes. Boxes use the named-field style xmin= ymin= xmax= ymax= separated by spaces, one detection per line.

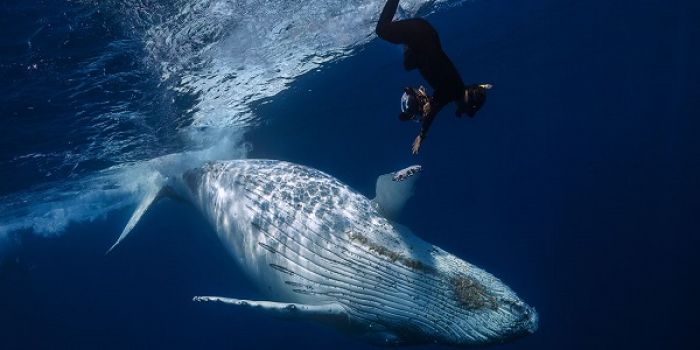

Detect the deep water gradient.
xmin=1 ymin=0 xmax=699 ymax=349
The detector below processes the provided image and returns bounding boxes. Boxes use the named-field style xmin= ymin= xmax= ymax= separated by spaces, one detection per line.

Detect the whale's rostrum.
xmin=110 ymin=160 xmax=537 ymax=346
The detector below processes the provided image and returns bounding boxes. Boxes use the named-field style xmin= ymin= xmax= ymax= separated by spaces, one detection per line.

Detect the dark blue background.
xmin=2 ymin=0 xmax=699 ymax=349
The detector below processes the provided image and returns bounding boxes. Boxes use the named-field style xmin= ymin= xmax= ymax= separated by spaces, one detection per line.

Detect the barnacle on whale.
xmin=451 ymin=275 xmax=498 ymax=310
xmin=348 ymin=231 xmax=430 ymax=272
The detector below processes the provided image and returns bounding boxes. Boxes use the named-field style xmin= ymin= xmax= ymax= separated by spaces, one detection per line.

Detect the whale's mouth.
xmin=521 ymin=304 xmax=539 ymax=335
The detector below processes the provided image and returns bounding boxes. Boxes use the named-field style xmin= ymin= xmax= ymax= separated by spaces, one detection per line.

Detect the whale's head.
xmin=352 ymin=245 xmax=538 ymax=347
xmin=429 ymin=255 xmax=539 ymax=346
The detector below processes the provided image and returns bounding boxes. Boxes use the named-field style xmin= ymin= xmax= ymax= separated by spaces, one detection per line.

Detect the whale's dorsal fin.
xmin=193 ymin=296 xmax=347 ymax=322
xmin=371 ymin=165 xmax=422 ymax=221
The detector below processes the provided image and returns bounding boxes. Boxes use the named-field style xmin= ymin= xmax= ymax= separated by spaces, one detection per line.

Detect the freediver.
xmin=376 ymin=0 xmax=492 ymax=155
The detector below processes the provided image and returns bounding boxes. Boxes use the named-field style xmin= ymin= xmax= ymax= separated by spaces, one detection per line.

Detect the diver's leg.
xmin=377 ymin=0 xmax=400 ymax=30
xmin=376 ymin=0 xmax=405 ymax=44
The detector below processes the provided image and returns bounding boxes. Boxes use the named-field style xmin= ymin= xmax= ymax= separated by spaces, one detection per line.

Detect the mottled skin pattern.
xmin=179 ymin=160 xmax=537 ymax=346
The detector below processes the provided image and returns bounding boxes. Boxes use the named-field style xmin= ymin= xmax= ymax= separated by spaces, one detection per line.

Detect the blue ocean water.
xmin=1 ymin=0 xmax=698 ymax=349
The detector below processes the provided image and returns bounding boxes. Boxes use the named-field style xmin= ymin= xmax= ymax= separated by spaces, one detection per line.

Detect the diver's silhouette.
xmin=376 ymin=0 xmax=491 ymax=155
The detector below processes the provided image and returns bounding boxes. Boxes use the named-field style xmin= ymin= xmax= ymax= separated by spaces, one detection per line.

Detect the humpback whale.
xmin=110 ymin=160 xmax=537 ymax=346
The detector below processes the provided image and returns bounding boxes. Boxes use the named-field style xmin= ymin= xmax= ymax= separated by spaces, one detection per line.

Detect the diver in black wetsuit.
xmin=376 ymin=0 xmax=492 ymax=155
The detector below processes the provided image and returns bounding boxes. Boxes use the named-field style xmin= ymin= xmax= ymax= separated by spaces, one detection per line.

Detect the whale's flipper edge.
xmin=106 ymin=184 xmax=171 ymax=254
xmin=193 ymin=296 xmax=347 ymax=321
xmin=372 ymin=165 xmax=422 ymax=221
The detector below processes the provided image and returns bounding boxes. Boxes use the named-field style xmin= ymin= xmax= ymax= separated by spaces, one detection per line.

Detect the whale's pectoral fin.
xmin=193 ymin=296 xmax=348 ymax=322
xmin=372 ymin=165 xmax=422 ymax=221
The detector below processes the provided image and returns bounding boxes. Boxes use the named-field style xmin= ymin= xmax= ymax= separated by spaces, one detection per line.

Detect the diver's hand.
xmin=412 ymin=135 xmax=423 ymax=155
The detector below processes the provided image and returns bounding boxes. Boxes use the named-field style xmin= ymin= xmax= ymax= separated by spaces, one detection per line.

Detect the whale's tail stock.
xmin=106 ymin=171 xmax=184 ymax=254
xmin=106 ymin=186 xmax=164 ymax=254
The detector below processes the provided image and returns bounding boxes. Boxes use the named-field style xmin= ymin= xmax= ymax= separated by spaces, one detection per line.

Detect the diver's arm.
xmin=412 ymin=115 xmax=434 ymax=155
xmin=376 ymin=0 xmax=400 ymax=34
xmin=419 ymin=101 xmax=445 ymax=139
xmin=412 ymin=102 xmax=445 ymax=155
xmin=419 ymin=116 xmax=434 ymax=139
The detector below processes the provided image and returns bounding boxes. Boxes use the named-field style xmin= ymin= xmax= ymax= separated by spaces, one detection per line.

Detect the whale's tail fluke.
xmin=106 ymin=183 xmax=171 ymax=254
